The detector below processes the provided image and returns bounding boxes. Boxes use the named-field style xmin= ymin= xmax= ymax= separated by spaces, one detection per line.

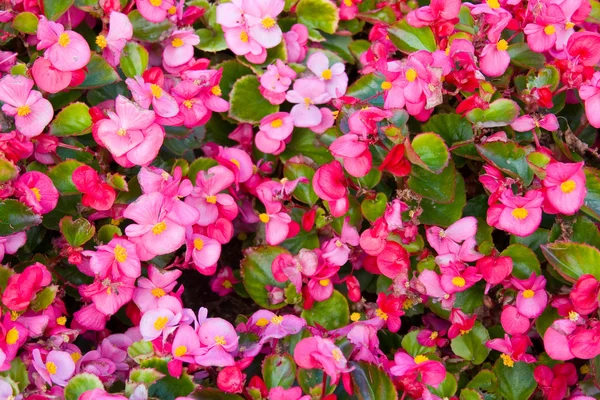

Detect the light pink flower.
xmin=255 ymin=112 xmax=294 ymax=155
xmin=140 ymin=308 xmax=181 ymax=341
xmin=0 ymin=233 xmax=26 ymax=263
xmin=580 ymin=71 xmax=600 ymax=128
xmin=243 ymin=0 xmax=284 ymax=49
xmin=0 ymin=75 xmax=53 ymax=137
xmin=133 ymin=266 xmax=182 ymax=313
xmin=189 ymin=233 xmax=221 ymax=275
xmin=329 ymin=134 xmax=372 ymax=177
xmin=512 ymin=274 xmax=548 ymax=319
xmin=163 ymin=30 xmax=200 ymax=68
xmin=294 ymin=336 xmax=352 ymax=384
xmin=511 ymin=114 xmax=559 ymax=132
xmin=195 ymin=318 xmax=239 ymax=367
xmin=479 ymin=40 xmax=511 ymax=77
xmin=172 ymin=325 xmax=201 ymax=362
xmin=83 ymin=238 xmax=141 ymax=280
xmin=286 ymin=78 xmax=332 ymax=128
xmin=36 ymin=16 xmax=91 ymax=72
xmin=284 ymin=24 xmax=309 ymax=63
xmin=185 ymin=165 xmax=237 ymax=226
xmin=487 ymin=190 xmax=544 ymax=237
xmin=32 ymin=349 xmax=75 ymax=386
xmin=135 ymin=0 xmax=175 ymax=23
xmin=97 ymin=11 xmax=133 ymax=67
xmin=543 ymin=161 xmax=586 ymax=215
xmin=307 ymin=52 xmax=348 ymax=98
xmin=390 ymin=351 xmax=446 ymax=387
xmin=126 ymin=76 xmax=179 ymax=118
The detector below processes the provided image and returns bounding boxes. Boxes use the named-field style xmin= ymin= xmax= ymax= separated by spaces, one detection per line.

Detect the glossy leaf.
xmin=50 ymin=102 xmax=92 ymax=137
xmin=301 ymin=290 xmax=349 ymax=329
xmin=241 ymin=246 xmax=289 ymax=309
xmin=0 ymin=199 xmax=42 ymax=236
xmin=388 ymin=20 xmax=436 ymax=53
xmin=229 ymin=75 xmax=279 ymax=124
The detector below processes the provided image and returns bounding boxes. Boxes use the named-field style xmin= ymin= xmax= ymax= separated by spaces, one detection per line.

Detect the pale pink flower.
xmin=307 ymin=52 xmax=348 ymax=98
xmin=36 ymin=16 xmax=91 ymax=72
xmin=163 ymin=29 xmax=200 ymax=68
xmin=96 ymin=11 xmax=133 ymax=67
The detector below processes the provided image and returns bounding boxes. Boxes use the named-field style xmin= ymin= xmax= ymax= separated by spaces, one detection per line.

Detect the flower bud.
xmin=217 ymin=366 xmax=246 ymax=394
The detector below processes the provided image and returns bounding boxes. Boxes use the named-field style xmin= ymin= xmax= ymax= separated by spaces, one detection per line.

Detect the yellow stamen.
xmin=46 ymin=361 xmax=57 ymax=375
xmin=568 ymin=310 xmax=579 ymax=321
xmin=350 ymin=312 xmax=361 ymax=322
xmin=230 ymin=158 xmax=241 ymax=168
xmin=16 ymin=105 xmax=31 ymax=117
xmin=56 ymin=316 xmax=67 ymax=326
xmin=214 ymin=335 xmax=227 ymax=345
xmin=150 ymin=84 xmax=163 ymax=99
xmin=343 ymin=0 xmax=352 ymax=6
xmin=522 ymin=289 xmax=535 ymax=299
xmin=149 ymin=0 xmax=162 ymax=6
xmin=117 ymin=128 xmax=127 ymax=136
xmin=31 ymin=187 xmax=41 ymax=201
xmin=381 ymin=81 xmax=392 ymax=90
xmin=206 ymin=195 xmax=217 ymax=204
xmin=452 ymin=276 xmax=466 ymax=287
xmin=566 ymin=22 xmax=575 ymax=29
xmin=561 ymin=180 xmax=576 ymax=193
xmin=500 ymin=353 xmax=514 ymax=367
xmin=58 ymin=33 xmax=70 ymax=47
xmin=211 ymin=86 xmax=222 ymax=96
xmin=259 ymin=213 xmax=270 ymax=223
xmin=174 ymin=345 xmax=187 ymax=357
xmin=270 ymin=118 xmax=283 ymax=128
xmin=5 ymin=328 xmax=19 ymax=345
xmin=375 ymin=308 xmax=388 ymax=320
xmin=193 ymin=238 xmax=204 ymax=251
xmin=496 ymin=39 xmax=508 ymax=51
xmin=261 ymin=17 xmax=276 ymax=29
xmin=71 ymin=352 xmax=81 ymax=363
xmin=154 ymin=316 xmax=168 ymax=330
xmin=322 ymin=69 xmax=332 ymax=80
xmin=429 ymin=331 xmax=438 ymax=340
xmin=183 ymin=99 xmax=194 ymax=109
xmin=96 ymin=35 xmax=107 ymax=49
xmin=414 ymin=354 xmax=429 ymax=364
xmin=222 ymin=280 xmax=232 ymax=288
xmin=544 ymin=25 xmax=556 ymax=35
xmin=486 ymin=0 xmax=500 ymax=8
xmin=319 ymin=279 xmax=330 ymax=287
xmin=114 ymin=244 xmax=127 ymax=263
xmin=581 ymin=365 xmax=590 ymax=374
xmin=332 ymin=348 xmax=343 ymax=361
xmin=403 ymin=299 xmax=414 ymax=309
xmin=256 ymin=318 xmax=269 ymax=327
xmin=152 ymin=221 xmax=167 ymax=235
xmin=405 ymin=68 xmax=417 ymax=82
xmin=335 ymin=240 xmax=343 ymax=247
xmin=511 ymin=207 xmax=528 ymax=220
xmin=171 ymin=37 xmax=184 ymax=48
xmin=151 ymin=287 xmax=166 ymax=298
xmin=240 ymin=31 xmax=249 ymax=43
xmin=168 ymin=5 xmax=176 ymax=14
xmin=271 ymin=315 xmax=283 ymax=325
xmin=111 ymin=218 xmax=122 ymax=226
xmin=460 ymin=329 xmax=471 ymax=335
xmin=303 ymin=97 xmax=312 ymax=107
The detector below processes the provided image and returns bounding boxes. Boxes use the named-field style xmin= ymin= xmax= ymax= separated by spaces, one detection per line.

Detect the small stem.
xmin=56 ymin=142 xmax=96 ymax=156
xmin=574 ymin=119 xmax=589 ymax=137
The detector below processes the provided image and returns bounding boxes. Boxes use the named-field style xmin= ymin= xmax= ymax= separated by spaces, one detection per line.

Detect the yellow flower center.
xmin=5 ymin=328 xmax=19 ymax=345
xmin=511 ymin=207 xmax=528 ymax=220
xmin=452 ymin=276 xmax=466 ymax=287
xmin=230 ymin=158 xmax=241 ymax=169
xmin=240 ymin=31 xmax=249 ymax=42
xmin=58 ymin=33 xmax=70 ymax=47
xmin=16 ymin=105 xmax=31 ymax=117
xmin=259 ymin=213 xmax=270 ymax=223
xmin=581 ymin=365 xmax=590 ymax=374
xmin=261 ymin=17 xmax=276 ymax=29
xmin=256 ymin=318 xmax=270 ymax=327
xmin=500 ymin=353 xmax=514 ymax=367
xmin=445 ymin=47 xmax=450 ymax=56
xmin=152 ymin=221 xmax=167 ymax=235
xmin=271 ymin=315 xmax=283 ymax=325
xmin=375 ymin=308 xmax=388 ymax=320
xmin=10 ymin=311 xmax=18 ymax=321
xmin=566 ymin=22 xmax=575 ymax=29
xmin=183 ymin=99 xmax=194 ymax=109
xmin=154 ymin=316 xmax=169 ymax=330
xmin=150 ymin=84 xmax=163 ymax=98
xmin=304 ymin=97 xmax=312 ymax=107
xmin=111 ymin=218 xmax=122 ymax=226
xmin=151 ymin=287 xmax=166 ymax=298
xmin=343 ymin=0 xmax=352 ymax=6
xmin=414 ymin=354 xmax=429 ymax=364
xmin=56 ymin=316 xmax=67 ymax=326
xmin=496 ymin=39 xmax=508 ymax=51
xmin=171 ymin=37 xmax=184 ymax=48
xmin=96 ymin=35 xmax=107 ymax=49
xmin=322 ymin=69 xmax=332 ymax=80
xmin=381 ymin=81 xmax=392 ymax=90
xmin=71 ymin=352 xmax=81 ymax=363
xmin=206 ymin=195 xmax=217 ymax=204
xmin=222 ymin=280 xmax=232 ymax=288
xmin=568 ymin=310 xmax=579 ymax=321
xmin=332 ymin=110 xmax=339 ymax=118
xmin=149 ymin=0 xmax=162 ymax=6
xmin=270 ymin=118 xmax=283 ymax=128
xmin=403 ymin=299 xmax=414 ymax=309
xmin=522 ymin=289 xmax=535 ymax=298
xmin=561 ymin=179 xmax=576 ymax=193
xmin=350 ymin=312 xmax=361 ymax=322
xmin=174 ymin=345 xmax=187 ymax=357
xmin=214 ymin=335 xmax=227 ymax=345
xmin=31 ymin=187 xmax=41 ymax=201
xmin=117 ymin=128 xmax=127 ymax=136
xmin=460 ymin=329 xmax=471 ymax=335
xmin=166 ymin=5 xmax=176 ymax=13
xmin=486 ymin=0 xmax=500 ymax=8
xmin=319 ymin=279 xmax=330 ymax=287
xmin=114 ymin=244 xmax=127 ymax=263
xmin=429 ymin=331 xmax=438 ymax=340
xmin=544 ymin=25 xmax=556 ymax=35
xmin=193 ymin=238 xmax=204 ymax=251
xmin=331 ymin=348 xmax=343 ymax=361
xmin=46 ymin=361 xmax=57 ymax=375
xmin=405 ymin=68 xmax=417 ymax=82
xmin=211 ymin=86 xmax=222 ymax=96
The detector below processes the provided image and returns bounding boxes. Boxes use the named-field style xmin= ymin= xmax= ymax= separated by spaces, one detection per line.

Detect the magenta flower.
xmin=479 ymin=40 xmax=511 ymax=77
xmin=294 ymin=336 xmax=352 ymax=384
xmin=570 ymin=274 xmax=600 ymax=315
xmin=258 ymin=209 xmax=292 ymax=246
xmin=477 ymin=254 xmax=513 ymax=293
xmin=390 ymin=351 xmax=446 ymax=387
xmin=307 ymin=52 xmax=348 ymax=98
xmin=426 ymin=217 xmax=478 ymax=256
xmin=255 ymin=112 xmax=294 ymax=155
xmin=133 ymin=265 xmax=182 ymax=313
xmin=96 ymin=11 xmax=133 ymax=67
xmin=286 ymin=78 xmax=332 ymax=128
xmin=406 ymin=0 xmax=460 ymax=27
xmin=511 ymin=114 xmax=559 ymax=133
xmin=163 ymin=30 xmax=200 ymax=68
xmin=36 ymin=16 xmax=91 ymax=72
xmin=271 ymin=250 xmax=317 ymax=292
xmin=210 ymin=266 xmax=239 ymax=296
xmin=329 ymin=134 xmax=372 ymax=178
xmin=83 ymin=238 xmax=141 ymax=280
xmin=417 ymin=270 xmax=455 ymax=310
xmin=512 ymin=274 xmax=548 ymax=319
xmin=500 ymin=306 xmax=531 ymax=335
xmin=124 ymin=192 xmax=187 ymax=256
xmin=185 ymin=165 xmax=237 ymax=226
xmin=0 ymin=75 xmax=53 ymax=138
xmin=486 ymin=334 xmax=536 ymax=366
xmin=246 ymin=310 xmax=305 ymax=344
xmin=171 ymin=81 xmax=210 ymax=128
xmin=195 ymin=318 xmax=239 ymax=367
xmin=524 ymin=11 xmax=561 ymax=53
xmin=580 ymin=71 xmax=600 ymax=128
xmin=126 ymin=76 xmax=179 ymax=118
xmin=0 ymin=232 xmax=26 ymax=263
xmin=135 ymin=0 xmax=174 ymax=23
xmin=440 ymin=263 xmax=481 ymax=294
xmin=14 ymin=171 xmax=59 ymax=215
xmin=542 ymin=161 xmax=586 ymax=215
xmin=189 ymin=233 xmax=221 ymax=275
xmin=172 ymin=325 xmax=201 ymax=362
xmin=218 ymin=146 xmax=255 ymax=184
xmin=32 ymin=349 xmax=76 ymax=386
xmin=487 ymin=190 xmax=544 ymax=237
xmin=312 ymin=161 xmax=349 ymax=217
xmin=80 ymin=277 xmax=135 ymax=316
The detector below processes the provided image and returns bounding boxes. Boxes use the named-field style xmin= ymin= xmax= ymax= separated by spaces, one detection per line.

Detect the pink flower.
xmin=243 ymin=0 xmax=284 ymax=49
xmin=0 ymin=75 xmax=53 ymax=137
xmin=133 ymin=265 xmax=182 ymax=313
xmin=210 ymin=267 xmax=239 ymax=296
xmin=246 ymin=310 xmax=305 ymax=344
xmin=447 ymin=309 xmax=476 ymax=339
xmin=307 ymin=52 xmax=348 ymax=98
xmin=185 ymin=165 xmax=237 ymax=226
xmin=271 ymin=250 xmax=317 ymax=292
xmin=14 ymin=171 xmax=59 ymax=214
xmin=500 ymin=306 xmax=530 ymax=335
xmin=426 ymin=217 xmax=478 ymax=256
xmin=440 ymin=263 xmax=481 ymax=294
xmin=376 ymin=241 xmax=410 ymax=279
xmin=486 ymin=334 xmax=536 ymax=365
xmin=570 ymin=275 xmax=600 ymax=315
xmin=195 ymin=318 xmax=239 ymax=367
xmin=524 ymin=12 xmax=561 ymax=53
xmin=511 ymin=114 xmax=559 ymax=132
xmin=124 ymin=192 xmax=187 ymax=256
xmin=96 ymin=11 xmax=133 ymax=67
xmin=172 ymin=325 xmax=201 ymax=362
xmin=580 ymin=71 xmax=600 ymax=128
xmin=140 ymin=308 xmax=181 ymax=341
xmin=0 ymin=232 xmax=26 ymax=263
xmin=260 ymin=59 xmax=296 ymax=94
xmin=163 ymin=30 xmax=200 ymax=68
xmin=94 ymin=95 xmax=165 ymax=167
xmin=135 ymin=0 xmax=174 ymax=22
xmin=286 ymin=78 xmax=332 ymax=128
xmin=294 ymin=336 xmax=352 ymax=384
xmin=390 ymin=351 xmax=446 ymax=387
xmin=189 ymin=233 xmax=221 ymax=275
xmin=80 ymin=277 xmax=135 ymax=316
xmin=33 ymin=349 xmax=76 ymax=386
xmin=258 ymin=208 xmax=292 ymax=246
xmin=218 ymin=146 xmax=254 ymax=184
xmin=406 ymin=0 xmax=460 ymax=27
xmin=535 ymin=363 xmax=578 ymax=400
xmin=479 ymin=40 xmax=511 ymax=77
xmin=269 ymin=386 xmax=310 ymax=400
xmin=2 ymin=263 xmax=52 ymax=311
xmin=542 ymin=161 xmax=586 ymax=215
xmin=255 ymin=112 xmax=294 ymax=154
xmin=126 ymin=76 xmax=179 ymax=118
xmin=512 ymin=274 xmax=548 ymax=319
xmin=329 ymin=134 xmax=372 ymax=177
xmin=31 ymin=57 xmax=72 ymax=94
xmin=36 ymin=17 xmax=91 ymax=72
xmin=487 ymin=190 xmax=544 ymax=237
xmin=284 ymin=24 xmax=309 ymax=63
xmin=312 ymin=161 xmax=349 ymax=217
xmin=476 ymin=253 xmax=513 ymax=293
xmin=543 ymin=319 xmax=577 ymax=360
xmin=224 ymin=26 xmax=267 ymax=63
xmin=417 ymin=270 xmax=455 ymax=310
xmin=83 ymin=238 xmax=141 ymax=280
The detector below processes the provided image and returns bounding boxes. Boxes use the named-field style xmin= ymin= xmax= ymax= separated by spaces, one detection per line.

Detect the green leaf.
xmin=192 ymin=389 xmax=245 ymax=399
xmin=97 ymin=224 xmax=122 ymax=244
xmin=401 ymin=330 xmax=435 ymax=357
xmin=0 ymin=199 xmax=42 ymax=236
xmin=541 ymin=241 xmax=600 ymax=283
xmin=48 ymin=159 xmax=84 ymax=194
xmin=216 ymin=60 xmax=253 ymax=101
xmin=476 ymin=141 xmax=533 ymax=185
xmin=64 ymin=373 xmax=103 ymax=400
xmin=422 ymin=113 xmax=478 ymax=160
xmin=60 ymin=217 xmax=95 ymax=247
xmin=406 ymin=133 xmax=450 ymax=173
xmin=387 ymin=19 xmax=436 ymax=53
xmin=297 ymin=368 xmax=335 ymax=396
xmin=527 ymin=65 xmax=560 ymax=91
xmin=30 ymin=285 xmax=58 ymax=311
xmin=296 ymin=0 xmax=339 ymax=34
xmin=242 ymin=246 xmax=289 ymax=309
xmin=321 ymin=33 xmax=354 ymax=64
xmin=129 ymin=10 xmax=173 ymax=42
xmin=50 ymin=102 xmax=92 ymax=137
xmin=196 ymin=28 xmax=228 ymax=52
xmin=460 ymin=388 xmax=484 ymax=400
xmin=500 ymin=244 xmax=541 ymax=279
xmin=301 ymin=290 xmax=349 ymax=329
xmin=419 ymin=173 xmax=466 ymax=227
xmin=466 ymin=99 xmax=520 ymax=128
xmin=128 ymin=340 xmax=155 ymax=363
xmin=283 ymin=162 xmax=318 ymax=206
xmin=345 ymin=74 xmax=384 ymax=107
xmin=357 ymin=6 xmax=396 ymax=24
xmin=228 ymin=75 xmax=279 ymax=123
xmin=494 ymin=360 xmax=537 ymax=400
xmin=129 ymin=368 xmax=165 ymax=385
xmin=507 ymin=43 xmax=545 ymax=69
xmin=450 ymin=321 xmax=490 ymax=365
xmin=430 ymin=372 xmax=458 ymax=398
xmin=188 ymin=158 xmax=219 ymax=184
xmin=535 ymin=306 xmax=560 ymax=337
xmin=12 ymin=12 xmax=38 ymax=34
xmin=78 ymin=54 xmax=119 ymax=89
xmin=280 ymin=128 xmax=334 ymax=165
xmin=0 ymin=158 xmax=17 ymax=183
xmin=453 ymin=283 xmax=484 ymax=314
xmin=44 ymin=0 xmax=74 ymax=20
xmin=120 ymin=42 xmax=149 ymax=78
xmin=361 ymin=192 xmax=387 ymax=222
xmin=466 ymin=369 xmax=497 ymax=393
xmin=263 ymin=354 xmax=296 ymax=389
xmin=350 ymin=361 xmax=398 ymax=400
xmin=583 ymin=168 xmax=600 ymax=222
xmin=407 ymin=163 xmax=456 ymax=203
xmin=0 ymin=358 xmax=29 ymax=391
xmin=141 ymin=358 xmax=196 ymax=400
